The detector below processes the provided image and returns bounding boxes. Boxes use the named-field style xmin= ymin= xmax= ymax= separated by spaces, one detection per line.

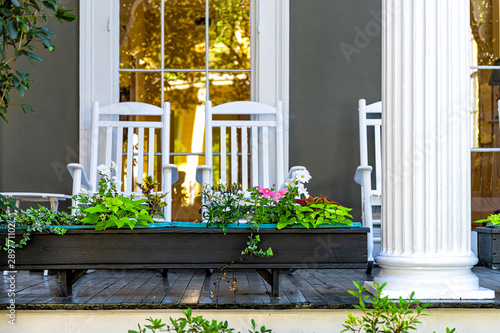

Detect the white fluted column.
xmin=368 ymin=0 xmax=494 ymax=299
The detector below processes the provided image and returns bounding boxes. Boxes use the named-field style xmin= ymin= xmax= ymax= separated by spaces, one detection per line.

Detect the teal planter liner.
xmin=3 ymin=221 xmax=362 ymax=230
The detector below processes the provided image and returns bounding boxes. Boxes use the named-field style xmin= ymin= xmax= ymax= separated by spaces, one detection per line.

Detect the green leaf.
xmin=20 ymin=104 xmax=35 ymax=113
xmin=35 ymin=32 xmax=54 ymax=50
xmin=55 ymin=7 xmax=77 ymax=23
xmin=26 ymin=52 xmax=43 ymax=63
xmin=6 ymin=20 xmax=17 ymax=39
xmin=15 ymin=84 xmax=24 ymax=97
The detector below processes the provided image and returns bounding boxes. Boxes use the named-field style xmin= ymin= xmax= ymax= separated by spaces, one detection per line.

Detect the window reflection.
xmin=471 ymin=0 xmax=500 ymax=226
xmin=209 ymin=0 xmax=250 ymax=70
xmin=120 ymin=0 xmax=251 ymax=221
xmin=120 ymin=0 xmax=161 ymax=69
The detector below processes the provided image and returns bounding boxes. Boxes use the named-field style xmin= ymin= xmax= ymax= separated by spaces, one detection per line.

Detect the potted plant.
xmin=0 ymin=167 xmax=369 ymax=297
xmin=475 ymin=212 xmax=500 ymax=269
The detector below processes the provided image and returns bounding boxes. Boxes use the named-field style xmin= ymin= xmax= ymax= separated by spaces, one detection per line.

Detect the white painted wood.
xmin=125 ymin=127 xmax=134 ymax=193
xmin=148 ymin=128 xmax=155 ymax=177
xmin=251 ymin=127 xmax=258 ymax=186
xmin=115 ymin=127 xmax=123 ymax=190
xmin=68 ymin=101 xmax=178 ymax=221
xmin=220 ymin=126 xmax=227 ymax=184
xmin=137 ymin=127 xmax=145 ymax=190
xmin=368 ymin=0 xmax=493 ymax=299
xmin=199 ymin=101 xmax=287 ymax=189
xmin=231 ymin=127 xmax=237 ymax=184
xmin=354 ymin=99 xmax=381 ymax=264
xmin=241 ymin=127 xmax=248 ymax=190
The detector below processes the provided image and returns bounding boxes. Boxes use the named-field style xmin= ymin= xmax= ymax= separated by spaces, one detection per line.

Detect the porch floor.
xmin=1 ymin=267 xmax=500 ymax=310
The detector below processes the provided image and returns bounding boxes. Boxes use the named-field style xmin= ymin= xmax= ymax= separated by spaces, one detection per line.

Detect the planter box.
xmin=0 ymin=222 xmax=369 ymax=296
xmin=477 ymin=226 xmax=500 ymax=269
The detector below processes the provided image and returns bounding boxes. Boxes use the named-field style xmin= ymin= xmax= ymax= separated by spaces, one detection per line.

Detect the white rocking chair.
xmin=354 ymin=99 xmax=382 ymax=273
xmin=196 ymin=100 xmax=306 ymax=194
xmin=67 ymin=101 xmax=178 ymax=221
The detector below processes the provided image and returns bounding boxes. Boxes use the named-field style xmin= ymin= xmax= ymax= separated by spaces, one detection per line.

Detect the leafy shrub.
xmin=0 ymin=0 xmax=76 ymax=122
xmin=201 ymin=181 xmax=249 ymax=234
xmin=137 ymin=175 xmax=167 ymax=218
xmin=130 ymin=308 xmax=273 ymax=333
xmin=72 ymin=163 xmax=155 ymax=230
xmin=342 ymin=281 xmax=455 ymax=333
xmin=1 ymin=205 xmax=78 ymax=250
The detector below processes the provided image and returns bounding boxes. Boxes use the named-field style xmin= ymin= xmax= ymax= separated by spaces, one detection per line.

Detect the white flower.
xmin=97 ymin=164 xmax=111 ymax=176
xmin=110 ymin=161 xmax=117 ymax=170
xmin=111 ymin=176 xmax=122 ymax=187
xmin=217 ymin=179 xmax=226 ymax=186
xmin=80 ymin=188 xmax=88 ymax=196
xmin=296 ymin=183 xmax=309 ymax=198
xmin=294 ymin=169 xmax=311 ymax=184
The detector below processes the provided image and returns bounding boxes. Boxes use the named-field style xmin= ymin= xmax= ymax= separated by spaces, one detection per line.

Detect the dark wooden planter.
xmin=477 ymin=226 xmax=500 ymax=269
xmin=0 ymin=223 xmax=368 ymax=296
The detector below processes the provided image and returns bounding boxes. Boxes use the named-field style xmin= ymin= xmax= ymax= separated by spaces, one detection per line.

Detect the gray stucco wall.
xmin=0 ymin=1 xmax=79 ymax=195
xmin=289 ymin=0 xmax=382 ymax=220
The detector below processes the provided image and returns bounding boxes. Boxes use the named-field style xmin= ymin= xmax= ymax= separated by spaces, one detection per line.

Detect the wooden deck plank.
xmin=232 ymin=270 xmax=255 ymax=304
xmin=279 ymin=271 xmax=308 ymax=303
xmin=4 ymin=267 xmax=500 ymax=309
xmin=198 ymin=270 xmax=219 ymax=304
xmin=286 ymin=271 xmax=326 ymax=303
xmin=86 ymin=270 xmax=147 ymax=304
xmin=179 ymin=269 xmax=208 ymax=305
xmin=103 ymin=271 xmax=156 ymax=304
xmin=142 ymin=270 xmax=183 ymax=304
xmin=160 ymin=270 xmax=196 ymax=304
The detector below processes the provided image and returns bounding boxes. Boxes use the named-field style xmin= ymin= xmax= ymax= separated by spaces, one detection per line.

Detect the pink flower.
xmin=271 ymin=189 xmax=288 ymax=201
xmin=256 ymin=186 xmax=272 ymax=198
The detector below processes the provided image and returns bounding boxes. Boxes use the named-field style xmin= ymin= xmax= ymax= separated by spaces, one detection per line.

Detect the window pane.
xmin=165 ymin=72 xmax=206 ymax=222
xmin=120 ymin=72 xmax=162 ymax=106
xmin=164 ymin=0 xmax=206 ymax=69
xmin=209 ymin=0 xmax=250 ymax=70
xmin=209 ymin=72 xmax=250 ymax=105
xmin=470 ymin=69 xmax=500 ymax=149
xmin=120 ymin=0 xmax=161 ymax=69
xmin=472 ymin=152 xmax=500 ymax=223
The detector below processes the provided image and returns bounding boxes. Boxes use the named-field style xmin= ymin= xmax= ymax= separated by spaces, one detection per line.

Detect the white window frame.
xmin=79 ymin=0 xmax=289 ymax=174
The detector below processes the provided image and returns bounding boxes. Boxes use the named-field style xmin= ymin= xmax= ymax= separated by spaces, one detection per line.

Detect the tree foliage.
xmin=0 ymin=0 xmax=76 ymax=123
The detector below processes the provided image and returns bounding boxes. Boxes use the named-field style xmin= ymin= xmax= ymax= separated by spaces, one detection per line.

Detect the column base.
xmin=364 ymin=281 xmax=494 ymax=300
xmin=367 ymin=253 xmax=495 ymax=300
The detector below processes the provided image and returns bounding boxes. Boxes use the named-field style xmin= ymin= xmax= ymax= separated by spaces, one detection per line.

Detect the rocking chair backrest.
xmin=89 ymin=101 xmax=171 ymax=195
xmin=358 ymin=100 xmax=382 ymax=203
xmin=204 ymin=101 xmax=285 ymax=190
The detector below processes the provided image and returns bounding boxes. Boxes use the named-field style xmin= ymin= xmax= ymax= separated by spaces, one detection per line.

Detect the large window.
xmin=471 ymin=0 xmax=500 ymax=223
xmin=79 ymin=0 xmax=289 ymax=221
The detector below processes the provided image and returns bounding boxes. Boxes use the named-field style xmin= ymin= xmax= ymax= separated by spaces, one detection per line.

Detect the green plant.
xmin=475 ymin=213 xmax=500 ymax=225
xmin=80 ymin=196 xmax=153 ymax=230
xmin=342 ymin=281 xmax=429 ymax=333
xmin=0 ymin=194 xmax=17 ymax=215
xmin=130 ymin=308 xmax=273 ymax=333
xmin=1 ymin=205 xmax=78 ymax=250
xmin=137 ymin=175 xmax=167 ymax=218
xmin=72 ymin=163 xmax=154 ymax=230
xmin=278 ymin=195 xmax=353 ymax=229
xmin=201 ymin=181 xmax=250 ymax=234
xmin=0 ymin=0 xmax=76 ymax=122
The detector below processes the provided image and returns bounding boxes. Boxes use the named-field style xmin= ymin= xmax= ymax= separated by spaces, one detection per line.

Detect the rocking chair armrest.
xmin=162 ymin=164 xmax=179 ymax=186
xmin=354 ymin=165 xmax=373 ymax=185
xmin=196 ymin=165 xmax=212 ymax=186
xmin=67 ymin=163 xmax=93 ymax=193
